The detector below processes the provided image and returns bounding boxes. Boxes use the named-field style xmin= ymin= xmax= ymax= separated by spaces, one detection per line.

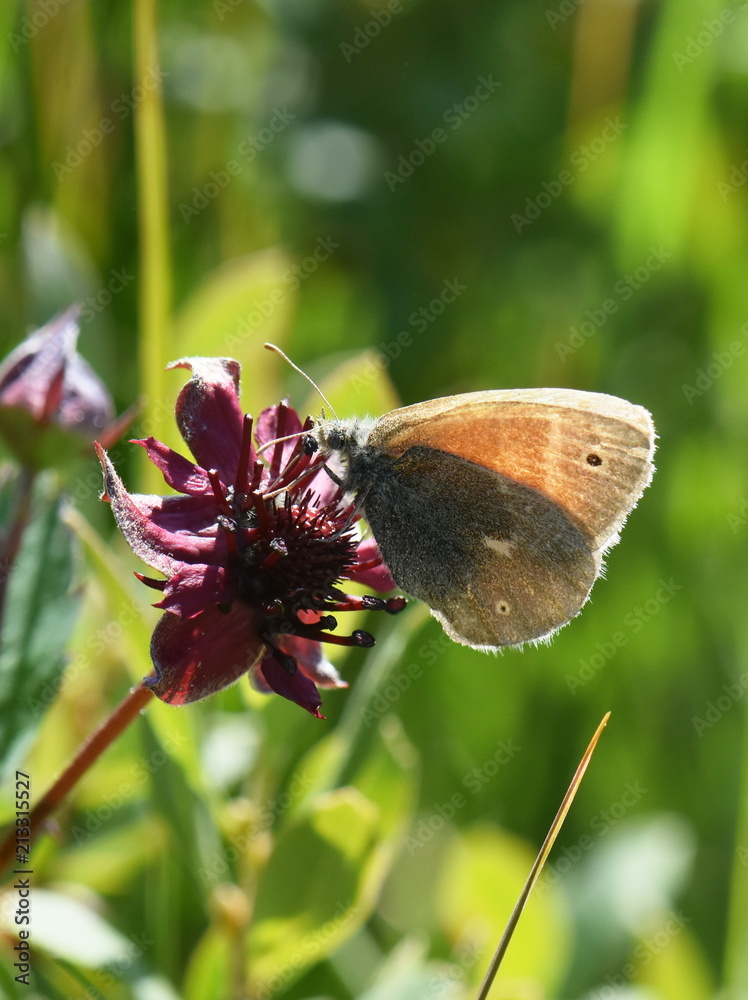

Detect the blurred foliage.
xmin=2 ymin=0 xmax=748 ymax=997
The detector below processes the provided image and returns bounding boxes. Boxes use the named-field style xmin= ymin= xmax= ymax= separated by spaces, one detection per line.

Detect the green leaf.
xmin=176 ymin=248 xmax=296 ymax=354
xmin=246 ymin=715 xmax=417 ymax=994
xmin=635 ymin=919 xmax=713 ymax=998
xmin=282 ymin=603 xmax=428 ymax=814
xmin=172 ymin=248 xmax=297 ymax=420
xmin=0 ymin=473 xmax=81 ymax=780
xmin=0 ymin=955 xmax=20 ymax=999
xmin=341 ymin=715 xmax=418 ymax=895
xmin=50 ymin=814 xmax=169 ymax=895
xmin=246 ymin=788 xmax=382 ymax=992
xmin=183 ymin=926 xmax=234 ymax=1000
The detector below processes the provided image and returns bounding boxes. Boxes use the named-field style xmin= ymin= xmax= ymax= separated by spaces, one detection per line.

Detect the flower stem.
xmin=475 ymin=712 xmax=611 ymax=1000
xmin=0 ymin=683 xmax=155 ymax=874
xmin=133 ymin=0 xmax=172 ymax=494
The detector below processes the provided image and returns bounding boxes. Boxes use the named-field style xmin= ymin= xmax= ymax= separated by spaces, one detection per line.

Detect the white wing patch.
xmin=483 ymin=536 xmax=515 ymax=558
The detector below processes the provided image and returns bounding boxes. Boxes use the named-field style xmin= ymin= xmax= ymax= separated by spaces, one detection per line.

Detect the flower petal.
xmin=347 ymin=536 xmax=397 ymax=592
xmin=167 ymin=357 xmax=247 ymax=483
xmin=273 ymin=609 xmax=347 ymax=689
xmin=133 ymin=437 xmax=213 ymax=496
xmin=156 ymin=563 xmax=233 ymax=617
xmin=97 ymin=444 xmax=224 ymax=576
xmin=0 ymin=307 xmax=76 ymax=421
xmin=0 ymin=305 xmax=114 ymax=437
xmin=256 ymin=401 xmax=302 ymax=452
xmin=147 ymin=603 xmax=264 ymax=704
xmin=277 ymin=632 xmax=347 ymax=689
xmin=255 ymin=402 xmax=306 ymax=477
xmin=258 ymin=652 xmax=323 ymax=717
xmin=303 ymin=465 xmax=344 ymax=506
xmin=58 ymin=350 xmax=115 ymax=436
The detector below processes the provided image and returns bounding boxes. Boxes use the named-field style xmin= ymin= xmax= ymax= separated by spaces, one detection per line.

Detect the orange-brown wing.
xmin=368 ymin=389 xmax=655 ymax=554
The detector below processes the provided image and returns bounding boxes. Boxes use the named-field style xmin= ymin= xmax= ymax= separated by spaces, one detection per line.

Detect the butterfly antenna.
xmin=256 ymin=429 xmax=306 ymax=457
xmin=264 ymin=343 xmax=339 ymax=420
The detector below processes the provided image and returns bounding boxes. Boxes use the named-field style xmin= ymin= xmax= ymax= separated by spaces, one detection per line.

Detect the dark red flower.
xmin=0 ymin=306 xmax=132 ymax=468
xmin=97 ymin=357 xmax=404 ymax=717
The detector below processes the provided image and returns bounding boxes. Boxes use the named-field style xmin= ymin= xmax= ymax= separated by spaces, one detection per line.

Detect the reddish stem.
xmin=0 ymin=683 xmax=155 ymax=874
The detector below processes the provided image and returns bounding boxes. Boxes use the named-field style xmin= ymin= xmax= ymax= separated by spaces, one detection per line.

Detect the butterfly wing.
xmin=360 ymin=445 xmax=599 ymax=647
xmin=358 ymin=389 xmax=654 ymax=648
xmin=368 ymin=389 xmax=655 ymax=553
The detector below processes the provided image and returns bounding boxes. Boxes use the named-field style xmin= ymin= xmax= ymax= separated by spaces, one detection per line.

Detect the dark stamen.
xmin=247 ymin=460 xmax=265 ymax=498
xmin=223 ymin=527 xmax=239 ymax=563
xmin=235 ymin=414 xmax=254 ymax=495
xmin=264 ymin=639 xmax=297 ymax=675
xmin=385 ymin=597 xmax=408 ymax=614
xmin=269 ymin=402 xmax=288 ymax=482
xmin=352 ymin=630 xmax=376 ymax=647
xmin=294 ymin=627 xmax=375 ymax=647
xmin=208 ymin=470 xmax=233 ymax=516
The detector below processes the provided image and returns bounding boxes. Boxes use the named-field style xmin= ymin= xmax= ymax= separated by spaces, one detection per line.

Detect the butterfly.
xmin=313 ymin=388 xmax=655 ymax=648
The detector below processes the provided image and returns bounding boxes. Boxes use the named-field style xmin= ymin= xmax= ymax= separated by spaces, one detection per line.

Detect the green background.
xmin=1 ymin=0 xmax=748 ymax=997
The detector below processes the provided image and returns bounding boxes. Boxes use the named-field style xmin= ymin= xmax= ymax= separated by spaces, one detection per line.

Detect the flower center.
xmin=234 ymin=493 xmax=357 ymax=618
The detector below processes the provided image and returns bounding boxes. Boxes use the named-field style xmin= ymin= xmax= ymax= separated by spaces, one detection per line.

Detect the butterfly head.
xmin=312 ymin=416 xmax=373 ymax=460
